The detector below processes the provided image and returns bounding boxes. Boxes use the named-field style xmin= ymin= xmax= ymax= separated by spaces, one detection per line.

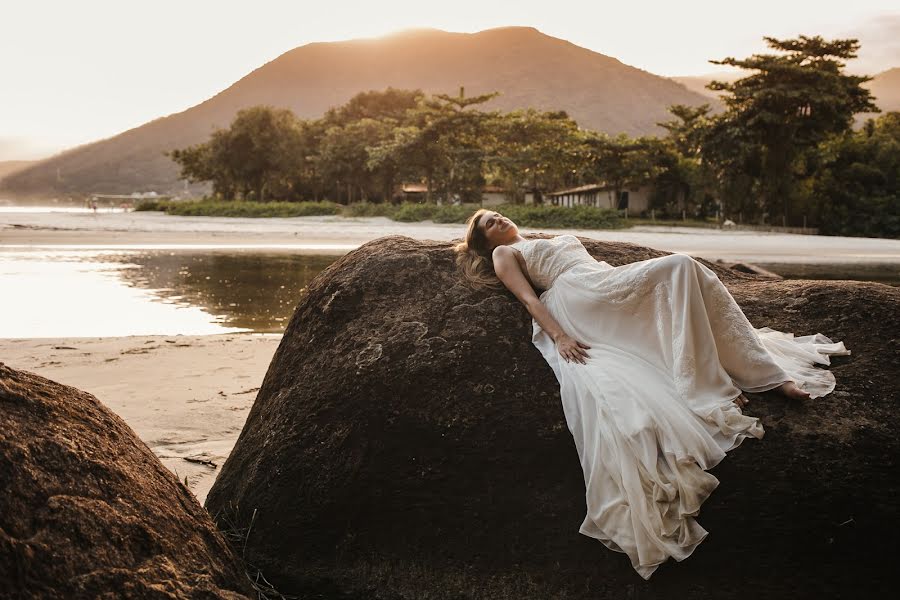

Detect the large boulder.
xmin=0 ymin=365 xmax=252 ymax=599
xmin=206 ymin=235 xmax=898 ymax=599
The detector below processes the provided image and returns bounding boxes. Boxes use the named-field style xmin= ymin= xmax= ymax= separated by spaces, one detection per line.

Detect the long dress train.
xmin=508 ymin=234 xmax=849 ymax=579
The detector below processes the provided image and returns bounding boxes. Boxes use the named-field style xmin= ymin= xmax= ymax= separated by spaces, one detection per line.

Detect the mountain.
xmin=866 ymin=67 xmax=900 ymax=113
xmin=0 ymin=160 xmax=38 ymax=183
xmin=1 ymin=26 xmax=715 ymax=199
xmin=669 ymin=72 xmax=742 ymax=99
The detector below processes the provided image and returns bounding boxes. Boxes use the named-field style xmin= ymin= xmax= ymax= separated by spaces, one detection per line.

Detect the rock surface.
xmin=206 ymin=235 xmax=899 ymax=599
xmin=0 ymin=364 xmax=252 ymax=599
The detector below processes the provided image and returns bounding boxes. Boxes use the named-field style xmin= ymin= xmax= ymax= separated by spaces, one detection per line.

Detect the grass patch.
xmin=164 ymin=200 xmax=342 ymax=218
xmin=135 ymin=198 xmax=625 ymax=229
xmin=135 ymin=199 xmax=340 ymax=217
xmin=133 ymin=199 xmax=173 ymax=212
xmin=497 ymin=204 xmax=622 ymax=229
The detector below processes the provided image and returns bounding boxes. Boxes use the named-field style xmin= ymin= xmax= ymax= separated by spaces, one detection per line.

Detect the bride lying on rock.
xmin=453 ymin=208 xmax=849 ymax=580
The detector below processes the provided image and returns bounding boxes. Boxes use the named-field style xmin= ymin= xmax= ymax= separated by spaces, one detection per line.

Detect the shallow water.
xmin=0 ymin=249 xmax=338 ymax=338
xmin=0 ymin=249 xmax=895 ymax=339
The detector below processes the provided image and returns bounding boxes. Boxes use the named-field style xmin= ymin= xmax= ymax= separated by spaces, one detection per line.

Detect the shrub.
xmin=150 ymin=200 xmax=343 ymax=218
xmin=135 ymin=198 xmax=624 ymax=229
xmin=498 ymin=204 xmax=622 ymax=229
xmin=133 ymin=200 xmax=172 ymax=212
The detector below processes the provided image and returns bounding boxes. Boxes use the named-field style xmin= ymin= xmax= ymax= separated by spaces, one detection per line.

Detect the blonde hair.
xmin=453 ymin=208 xmax=506 ymax=290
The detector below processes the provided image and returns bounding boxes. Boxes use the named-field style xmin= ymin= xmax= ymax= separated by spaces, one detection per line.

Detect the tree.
xmin=655 ymin=105 xmax=718 ymax=216
xmin=370 ymin=89 xmax=498 ymax=203
xmin=708 ymin=35 xmax=878 ymax=224
xmin=485 ymin=109 xmax=583 ymax=203
xmin=324 ymin=88 xmax=424 ymax=126
xmin=168 ymin=106 xmax=304 ymax=201
xmin=813 ymin=112 xmax=900 ymax=238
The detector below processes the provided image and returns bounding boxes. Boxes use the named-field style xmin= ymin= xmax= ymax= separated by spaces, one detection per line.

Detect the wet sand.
xmin=0 ymin=334 xmax=281 ymax=504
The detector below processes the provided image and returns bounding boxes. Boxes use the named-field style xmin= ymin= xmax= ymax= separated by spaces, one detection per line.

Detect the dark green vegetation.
xmin=137 ymin=199 xmax=343 ymax=218
xmin=813 ymin=112 xmax=900 ymax=238
xmin=136 ymin=199 xmax=625 ymax=229
xmin=169 ymin=35 xmax=897 ymax=237
xmin=167 ymin=89 xmax=592 ymax=206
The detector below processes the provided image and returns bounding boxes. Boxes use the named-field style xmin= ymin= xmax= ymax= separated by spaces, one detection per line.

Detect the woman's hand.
xmin=556 ymin=333 xmax=591 ymax=365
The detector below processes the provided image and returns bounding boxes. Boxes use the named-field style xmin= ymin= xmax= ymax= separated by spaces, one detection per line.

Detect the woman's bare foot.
xmin=733 ymin=393 xmax=750 ymax=409
xmin=776 ymin=381 xmax=811 ymax=400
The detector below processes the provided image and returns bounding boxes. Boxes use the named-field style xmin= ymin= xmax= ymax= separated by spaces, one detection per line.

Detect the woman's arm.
xmin=492 ymin=246 xmax=590 ymax=364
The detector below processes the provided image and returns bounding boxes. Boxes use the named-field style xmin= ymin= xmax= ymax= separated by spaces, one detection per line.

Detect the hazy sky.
xmin=2 ymin=0 xmax=898 ymax=161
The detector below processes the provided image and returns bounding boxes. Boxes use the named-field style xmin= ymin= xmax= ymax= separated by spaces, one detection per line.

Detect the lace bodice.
xmin=508 ymin=234 xmax=599 ymax=290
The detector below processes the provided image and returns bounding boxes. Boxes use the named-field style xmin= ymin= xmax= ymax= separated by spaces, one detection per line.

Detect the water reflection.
xmin=1 ymin=248 xmax=895 ymax=339
xmin=111 ymin=251 xmax=338 ymax=332
xmin=0 ymin=250 xmax=338 ymax=338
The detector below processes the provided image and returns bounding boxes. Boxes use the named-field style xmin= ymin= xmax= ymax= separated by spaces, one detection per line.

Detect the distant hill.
xmin=1 ymin=26 xmax=714 ymax=199
xmin=865 ymin=67 xmax=900 ymax=113
xmin=669 ymin=72 xmax=742 ymax=99
xmin=0 ymin=160 xmax=38 ymax=183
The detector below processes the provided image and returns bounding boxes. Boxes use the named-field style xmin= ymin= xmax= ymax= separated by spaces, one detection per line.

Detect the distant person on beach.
xmin=453 ymin=208 xmax=849 ymax=579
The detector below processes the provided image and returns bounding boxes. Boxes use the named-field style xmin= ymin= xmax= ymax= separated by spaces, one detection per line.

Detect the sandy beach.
xmin=0 ymin=334 xmax=281 ymax=503
xmin=4 ymin=209 xmax=900 ymax=263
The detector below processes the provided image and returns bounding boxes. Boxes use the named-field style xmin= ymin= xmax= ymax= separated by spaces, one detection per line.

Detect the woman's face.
xmin=478 ymin=211 xmax=519 ymax=249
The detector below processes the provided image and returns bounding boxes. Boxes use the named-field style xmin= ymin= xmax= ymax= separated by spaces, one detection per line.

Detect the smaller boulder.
xmin=0 ymin=364 xmax=252 ymax=599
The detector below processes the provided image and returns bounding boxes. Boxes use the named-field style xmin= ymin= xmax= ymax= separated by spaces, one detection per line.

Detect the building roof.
xmin=548 ymin=183 xmax=609 ymax=196
xmin=548 ymin=182 xmax=651 ymax=196
xmin=400 ymin=183 xmax=508 ymax=194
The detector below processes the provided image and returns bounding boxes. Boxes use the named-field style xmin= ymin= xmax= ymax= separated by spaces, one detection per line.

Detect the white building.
xmin=547 ymin=183 xmax=658 ymax=215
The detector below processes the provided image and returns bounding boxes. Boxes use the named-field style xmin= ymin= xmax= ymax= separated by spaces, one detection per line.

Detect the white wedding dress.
xmin=508 ymin=234 xmax=849 ymax=579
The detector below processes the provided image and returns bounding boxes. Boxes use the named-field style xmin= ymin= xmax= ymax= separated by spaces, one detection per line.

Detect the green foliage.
xmin=168 ymin=106 xmax=308 ymax=202
xmin=390 ymin=203 xmax=475 ymax=223
xmin=706 ymin=35 xmax=878 ymax=223
xmin=137 ymin=199 xmax=623 ymax=228
xmin=154 ymin=200 xmax=342 ymax=218
xmin=484 ymin=109 xmax=584 ymax=201
xmin=653 ymin=105 xmax=719 ymax=217
xmin=498 ymin=204 xmax=623 ymax=229
xmin=133 ymin=199 xmax=172 ymax=212
xmin=813 ymin=112 xmax=900 ymax=238
xmin=579 ymin=133 xmax=664 ymax=196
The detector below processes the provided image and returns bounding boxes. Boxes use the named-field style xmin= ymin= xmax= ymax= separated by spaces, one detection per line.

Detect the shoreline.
xmin=3 ymin=210 xmax=900 ymax=264
xmin=0 ymin=333 xmax=282 ymax=504
xmin=2 ymin=210 xmax=898 ymax=505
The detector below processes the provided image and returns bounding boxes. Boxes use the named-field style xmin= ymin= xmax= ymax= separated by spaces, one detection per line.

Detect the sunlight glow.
xmin=1 ymin=1 xmax=896 ymax=160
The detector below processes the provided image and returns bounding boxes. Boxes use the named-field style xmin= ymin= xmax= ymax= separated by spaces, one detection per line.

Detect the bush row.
xmin=135 ymin=199 xmax=625 ymax=229
xmin=135 ymin=199 xmax=342 ymax=218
